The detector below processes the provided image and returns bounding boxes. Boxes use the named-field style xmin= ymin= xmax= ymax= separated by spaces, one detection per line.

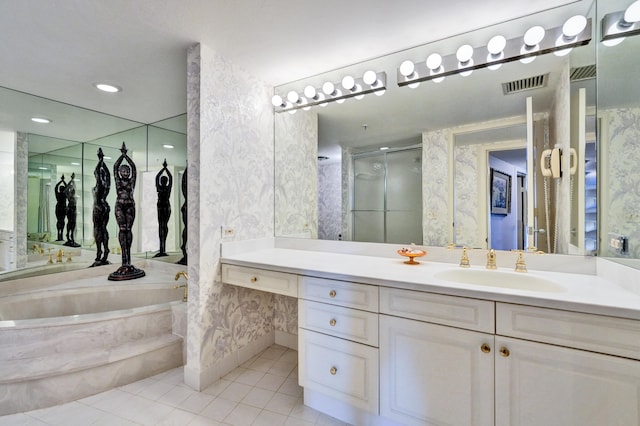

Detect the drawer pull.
xmin=329 ymin=318 xmax=337 ymax=327
xmin=499 ymin=347 xmax=510 ymax=357
xmin=250 ymin=276 xmax=258 ymax=283
xmin=480 ymin=343 xmax=491 ymax=353
xmin=329 ymin=290 xmax=337 ymax=298
xmin=330 ymin=366 xmax=337 ymax=375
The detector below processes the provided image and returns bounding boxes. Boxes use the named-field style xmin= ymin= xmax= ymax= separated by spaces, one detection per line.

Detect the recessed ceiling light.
xmin=103 ymin=156 xmax=112 ymax=160
xmin=71 ymin=162 xmax=80 ymax=166
xmin=31 ymin=117 xmax=51 ymax=124
xmin=162 ymin=144 xmax=174 ymax=149
xmin=38 ymin=167 xmax=48 ymax=170
xmin=380 ymin=146 xmax=390 ymax=151
xmin=94 ymin=83 xmax=122 ymax=93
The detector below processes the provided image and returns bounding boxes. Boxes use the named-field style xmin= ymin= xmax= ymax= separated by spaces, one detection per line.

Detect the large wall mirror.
xmin=1 ymin=86 xmax=187 ymax=280
xmin=275 ymin=0 xmax=602 ymax=258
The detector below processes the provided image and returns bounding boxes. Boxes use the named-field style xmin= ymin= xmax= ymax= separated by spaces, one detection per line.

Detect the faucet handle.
xmin=486 ymin=249 xmax=497 ymax=270
xmin=459 ymin=247 xmax=471 ymax=268
xmin=515 ymin=251 xmax=527 ymax=273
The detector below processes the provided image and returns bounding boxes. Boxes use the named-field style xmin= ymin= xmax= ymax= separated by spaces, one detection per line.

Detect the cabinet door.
xmin=380 ymin=315 xmax=494 ymax=426
xmin=495 ymin=336 xmax=640 ymax=426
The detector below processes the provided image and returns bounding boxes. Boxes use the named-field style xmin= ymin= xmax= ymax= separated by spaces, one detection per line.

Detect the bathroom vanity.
xmin=221 ymin=240 xmax=640 ymax=426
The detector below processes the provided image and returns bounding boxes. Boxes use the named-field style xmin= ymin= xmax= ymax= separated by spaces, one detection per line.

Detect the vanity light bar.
xmin=602 ymin=9 xmax=640 ymax=43
xmin=272 ymin=71 xmax=387 ymax=113
xmin=397 ymin=18 xmax=592 ymax=87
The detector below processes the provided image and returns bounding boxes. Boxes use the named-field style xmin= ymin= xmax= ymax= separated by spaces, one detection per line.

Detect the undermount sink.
xmin=433 ymin=268 xmax=566 ymax=293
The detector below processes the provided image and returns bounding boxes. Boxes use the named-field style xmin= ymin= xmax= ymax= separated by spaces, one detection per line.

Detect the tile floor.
xmin=0 ymin=345 xmax=350 ymax=426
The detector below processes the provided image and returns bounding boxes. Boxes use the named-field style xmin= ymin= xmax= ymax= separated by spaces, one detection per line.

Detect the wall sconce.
xmin=397 ymin=16 xmax=592 ymax=87
xmin=601 ymin=0 xmax=640 ymax=46
xmin=272 ymin=71 xmax=387 ymax=113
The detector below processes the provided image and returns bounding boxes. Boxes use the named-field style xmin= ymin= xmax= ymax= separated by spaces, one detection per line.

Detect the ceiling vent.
xmin=570 ymin=64 xmax=596 ymax=81
xmin=502 ymin=74 xmax=548 ymax=95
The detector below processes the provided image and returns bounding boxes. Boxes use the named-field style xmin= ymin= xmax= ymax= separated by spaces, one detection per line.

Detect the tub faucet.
xmin=174 ymin=271 xmax=189 ymax=302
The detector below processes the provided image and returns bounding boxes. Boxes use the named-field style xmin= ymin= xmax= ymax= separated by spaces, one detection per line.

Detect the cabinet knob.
xmin=499 ymin=347 xmax=510 ymax=357
xmin=250 ymin=276 xmax=258 ymax=283
xmin=480 ymin=343 xmax=491 ymax=353
xmin=330 ymin=366 xmax=337 ymax=375
xmin=329 ymin=290 xmax=337 ymax=298
xmin=329 ymin=318 xmax=337 ymax=327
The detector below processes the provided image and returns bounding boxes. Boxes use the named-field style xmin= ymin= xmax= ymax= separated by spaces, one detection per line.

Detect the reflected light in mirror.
xmin=487 ymin=35 xmax=506 ymax=70
xmin=625 ymin=0 xmax=640 ymax=23
xmin=31 ymin=117 xmax=51 ymax=124
xmin=94 ymin=83 xmax=121 ymax=93
xmin=456 ymin=44 xmax=474 ymax=76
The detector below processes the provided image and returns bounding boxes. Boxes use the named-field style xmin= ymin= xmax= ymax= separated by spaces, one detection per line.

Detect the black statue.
xmin=108 ymin=142 xmax=145 ymax=280
xmin=154 ymin=159 xmax=173 ymax=257
xmin=177 ymin=166 xmax=187 ymax=265
xmin=64 ymin=173 xmax=81 ymax=247
xmin=54 ymin=175 xmax=67 ymax=241
xmin=91 ymin=148 xmax=111 ymax=267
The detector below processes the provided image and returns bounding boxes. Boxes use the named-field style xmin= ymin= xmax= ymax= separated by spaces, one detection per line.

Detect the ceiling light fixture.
xmin=397 ymin=17 xmax=592 ymax=87
xmin=601 ymin=0 xmax=640 ymax=45
xmin=426 ymin=53 xmax=445 ymax=82
xmin=163 ymin=144 xmax=174 ymax=149
xmin=31 ymin=117 xmax=51 ymax=124
xmin=272 ymin=71 xmax=387 ymax=113
xmin=94 ymin=83 xmax=122 ymax=93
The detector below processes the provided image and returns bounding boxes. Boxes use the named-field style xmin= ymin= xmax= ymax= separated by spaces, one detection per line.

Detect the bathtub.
xmin=0 ymin=261 xmax=187 ymax=415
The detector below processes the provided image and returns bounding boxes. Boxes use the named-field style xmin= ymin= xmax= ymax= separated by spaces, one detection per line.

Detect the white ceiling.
xmin=0 ymin=0 xmax=585 ymax=129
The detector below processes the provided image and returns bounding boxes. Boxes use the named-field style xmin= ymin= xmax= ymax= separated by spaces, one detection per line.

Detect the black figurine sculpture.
xmin=91 ymin=148 xmax=111 ymax=267
xmin=108 ymin=142 xmax=145 ymax=280
xmin=64 ymin=173 xmax=81 ymax=247
xmin=54 ymin=175 xmax=67 ymax=241
xmin=176 ymin=167 xmax=187 ymax=265
xmin=154 ymin=159 xmax=173 ymax=258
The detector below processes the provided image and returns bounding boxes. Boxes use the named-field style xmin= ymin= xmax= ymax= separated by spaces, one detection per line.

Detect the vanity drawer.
xmin=299 ymin=299 xmax=379 ymax=346
xmin=298 ymin=328 xmax=378 ymax=414
xmin=221 ymin=264 xmax=297 ymax=297
xmin=380 ymin=287 xmax=495 ymax=333
xmin=299 ymin=276 xmax=378 ymax=312
xmin=497 ymin=303 xmax=640 ymax=360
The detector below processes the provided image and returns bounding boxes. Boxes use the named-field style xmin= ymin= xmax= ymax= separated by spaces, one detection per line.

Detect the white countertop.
xmin=222 ymin=244 xmax=640 ymax=321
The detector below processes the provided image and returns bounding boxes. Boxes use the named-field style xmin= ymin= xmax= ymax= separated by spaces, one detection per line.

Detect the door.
xmin=495 ymin=336 xmax=640 ymax=426
xmin=380 ymin=315 xmax=494 ymax=426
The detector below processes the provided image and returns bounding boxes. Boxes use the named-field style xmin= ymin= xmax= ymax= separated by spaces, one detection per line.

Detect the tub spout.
xmin=174 ymin=271 xmax=189 ymax=302
xmin=175 ymin=271 xmax=189 ymax=281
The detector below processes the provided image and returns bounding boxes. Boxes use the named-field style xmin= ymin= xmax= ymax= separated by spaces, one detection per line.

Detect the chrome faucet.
xmin=174 ymin=271 xmax=189 ymax=302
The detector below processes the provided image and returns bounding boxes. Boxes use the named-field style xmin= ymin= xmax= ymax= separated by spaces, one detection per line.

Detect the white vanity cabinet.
xmin=297 ymin=276 xmax=380 ymax=418
xmin=379 ymin=287 xmax=496 ymax=426
xmin=494 ymin=303 xmax=640 ymax=426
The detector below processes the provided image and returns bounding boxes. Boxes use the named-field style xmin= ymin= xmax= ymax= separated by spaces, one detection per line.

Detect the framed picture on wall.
xmin=490 ymin=168 xmax=511 ymax=215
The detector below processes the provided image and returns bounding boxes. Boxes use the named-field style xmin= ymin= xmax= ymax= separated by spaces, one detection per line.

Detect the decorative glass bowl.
xmin=397 ymin=248 xmax=427 ymax=265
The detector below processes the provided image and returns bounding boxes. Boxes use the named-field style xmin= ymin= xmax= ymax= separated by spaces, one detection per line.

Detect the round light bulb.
xmin=432 ymin=76 xmax=445 ymax=83
xmin=303 ymin=85 xmax=317 ymax=99
xmin=562 ymin=15 xmax=587 ymax=38
xmin=603 ymin=37 xmax=625 ymax=46
xmin=408 ymin=82 xmax=420 ymax=89
xmin=524 ymin=26 xmax=545 ymax=47
xmin=374 ymin=89 xmax=386 ymax=96
xmin=426 ymin=53 xmax=442 ymax=70
xmin=287 ymin=91 xmax=300 ymax=104
xmin=625 ymin=0 xmax=640 ymax=23
xmin=456 ymin=44 xmax=474 ymax=63
xmin=487 ymin=35 xmax=506 ymax=55
xmin=487 ymin=61 xmax=502 ymax=71
xmin=519 ymin=45 xmax=537 ymax=63
xmin=322 ymin=81 xmax=336 ymax=96
xmin=342 ymin=75 xmax=356 ymax=91
xmin=363 ymin=70 xmax=377 ymax=86
xmin=271 ymin=95 xmax=284 ymax=107
xmin=399 ymin=60 xmax=416 ymax=77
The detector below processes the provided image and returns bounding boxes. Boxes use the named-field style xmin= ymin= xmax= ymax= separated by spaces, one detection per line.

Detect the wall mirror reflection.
xmin=275 ymin=0 xmax=601 ymax=258
xmin=1 ymin=86 xmax=187 ymax=280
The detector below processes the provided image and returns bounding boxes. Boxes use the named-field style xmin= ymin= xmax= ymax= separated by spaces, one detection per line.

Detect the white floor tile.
xmin=241 ymin=387 xmax=276 ymax=409
xmin=156 ymin=408 xmax=197 ymax=426
xmin=251 ymin=409 xmax=288 ymax=426
xmin=130 ymin=401 xmax=175 ymax=426
xmin=199 ymin=397 xmax=237 ymax=422
xmin=235 ymin=368 xmax=266 ymax=386
xmin=223 ymin=403 xmax=261 ymax=426
xmin=0 ymin=413 xmax=49 ymax=426
xmin=254 ymin=373 xmax=287 ymax=392
xmin=136 ymin=380 xmax=175 ymax=401
xmin=277 ymin=377 xmax=303 ymax=398
xmin=156 ymin=384 xmax=196 ymax=407
xmin=178 ymin=392 xmax=216 ymax=414
xmin=201 ymin=378 xmax=232 ymax=397
xmin=218 ymin=381 xmax=252 ymax=402
xmin=263 ymin=393 xmax=298 ymax=416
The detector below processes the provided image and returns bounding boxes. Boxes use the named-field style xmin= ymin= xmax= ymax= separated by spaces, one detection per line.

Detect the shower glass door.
xmin=352 ymin=147 xmax=422 ymax=244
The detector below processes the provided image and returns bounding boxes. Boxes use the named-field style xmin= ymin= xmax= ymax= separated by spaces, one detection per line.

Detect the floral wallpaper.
xmin=318 ymin=161 xmax=342 ymax=240
xmin=422 ymin=129 xmax=451 ymax=246
xmin=186 ymin=43 xmax=276 ymax=389
xmin=274 ymin=294 xmax=297 ymax=335
xmin=602 ymin=107 xmax=640 ymax=258
xmin=274 ymin=110 xmax=318 ymax=238
xmin=454 ymin=144 xmax=480 ymax=248
xmin=15 ymin=132 xmax=27 ymax=269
